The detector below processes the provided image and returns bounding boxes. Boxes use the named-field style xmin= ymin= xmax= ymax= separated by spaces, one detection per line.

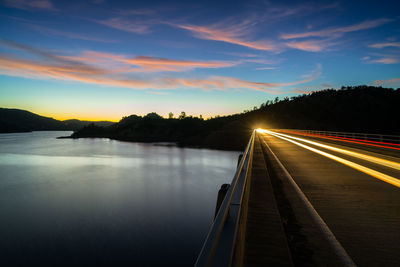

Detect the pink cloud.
xmin=0 ymin=55 xmax=319 ymax=92
xmin=285 ymin=40 xmax=325 ymax=52
xmin=281 ymin=18 xmax=391 ymax=39
xmin=173 ymin=22 xmax=279 ymax=51
xmin=373 ymin=78 xmax=400 ymax=86
xmin=125 ymin=56 xmax=236 ymax=71
xmin=0 ymin=41 xmax=321 ymax=92
xmin=67 ymin=51 xmax=237 ymax=72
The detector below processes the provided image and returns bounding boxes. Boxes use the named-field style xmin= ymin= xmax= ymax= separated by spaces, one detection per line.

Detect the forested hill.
xmin=0 ymin=108 xmax=114 ymax=133
xmin=247 ymin=85 xmax=400 ymax=134
xmin=70 ymin=86 xmax=399 ymax=151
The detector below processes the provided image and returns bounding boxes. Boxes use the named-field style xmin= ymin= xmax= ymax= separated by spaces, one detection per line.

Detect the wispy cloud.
xmin=29 ymin=25 xmax=117 ymax=43
xmin=372 ymin=78 xmax=400 ymax=86
xmin=67 ymin=50 xmax=237 ymax=72
xmin=95 ymin=17 xmax=153 ymax=34
xmin=369 ymin=42 xmax=400 ymax=49
xmin=0 ymin=55 xmax=319 ymax=92
xmin=362 ymin=54 xmax=399 ymax=64
xmin=126 ymin=56 xmax=236 ymax=71
xmin=281 ymin=18 xmax=391 ymax=39
xmin=4 ymin=0 xmax=55 ymax=10
xmin=369 ymin=57 xmax=398 ymax=64
xmin=172 ymin=20 xmax=279 ymax=51
xmin=0 ymin=41 xmax=320 ymax=92
xmin=285 ymin=40 xmax=325 ymax=52
xmin=256 ymin=67 xmax=277 ymax=70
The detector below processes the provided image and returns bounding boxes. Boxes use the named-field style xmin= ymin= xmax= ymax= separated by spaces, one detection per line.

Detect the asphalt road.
xmin=259 ymin=130 xmax=400 ymax=266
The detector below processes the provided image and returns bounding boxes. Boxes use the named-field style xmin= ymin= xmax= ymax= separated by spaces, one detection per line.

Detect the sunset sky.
xmin=1 ymin=0 xmax=399 ymax=121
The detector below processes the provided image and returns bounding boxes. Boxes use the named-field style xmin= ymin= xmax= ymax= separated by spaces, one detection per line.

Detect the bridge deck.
xmin=241 ymin=135 xmax=292 ymax=266
xmin=196 ymin=130 xmax=400 ymax=266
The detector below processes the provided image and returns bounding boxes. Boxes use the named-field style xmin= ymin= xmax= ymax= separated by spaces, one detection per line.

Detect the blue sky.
xmin=0 ymin=0 xmax=399 ymax=121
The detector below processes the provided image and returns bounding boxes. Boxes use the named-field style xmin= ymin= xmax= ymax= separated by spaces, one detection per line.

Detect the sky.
xmin=0 ymin=0 xmax=399 ymax=121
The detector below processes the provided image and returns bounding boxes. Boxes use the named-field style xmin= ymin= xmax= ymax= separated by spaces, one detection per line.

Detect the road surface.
xmin=259 ymin=130 xmax=400 ymax=266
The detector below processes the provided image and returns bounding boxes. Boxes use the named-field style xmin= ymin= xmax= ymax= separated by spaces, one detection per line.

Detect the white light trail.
xmin=257 ymin=129 xmax=400 ymax=188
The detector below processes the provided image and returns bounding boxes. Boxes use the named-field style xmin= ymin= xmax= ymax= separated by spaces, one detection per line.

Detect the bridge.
xmin=195 ymin=129 xmax=400 ymax=266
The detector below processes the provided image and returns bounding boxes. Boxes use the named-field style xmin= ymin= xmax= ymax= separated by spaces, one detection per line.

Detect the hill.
xmin=0 ymin=108 xmax=114 ymax=133
xmin=70 ymin=86 xmax=400 ymax=151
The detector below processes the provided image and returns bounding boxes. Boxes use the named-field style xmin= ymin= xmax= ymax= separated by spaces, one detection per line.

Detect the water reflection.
xmin=0 ymin=131 xmax=239 ymax=266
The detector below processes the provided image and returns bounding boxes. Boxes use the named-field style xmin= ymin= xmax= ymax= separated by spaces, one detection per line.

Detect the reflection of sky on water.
xmin=0 ymin=131 xmax=239 ymax=265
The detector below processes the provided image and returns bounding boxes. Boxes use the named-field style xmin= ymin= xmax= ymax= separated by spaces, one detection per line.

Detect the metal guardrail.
xmin=274 ymin=129 xmax=400 ymax=144
xmin=195 ymin=130 xmax=255 ymax=267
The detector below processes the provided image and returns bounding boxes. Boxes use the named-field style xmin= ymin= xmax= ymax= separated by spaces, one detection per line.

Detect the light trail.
xmin=267 ymin=131 xmax=400 ymax=171
xmin=278 ymin=130 xmax=400 ymax=151
xmin=257 ymin=129 xmax=400 ymax=188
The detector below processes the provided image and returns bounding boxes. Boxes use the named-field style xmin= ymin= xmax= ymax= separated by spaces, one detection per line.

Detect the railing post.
xmin=215 ymin=184 xmax=230 ymax=219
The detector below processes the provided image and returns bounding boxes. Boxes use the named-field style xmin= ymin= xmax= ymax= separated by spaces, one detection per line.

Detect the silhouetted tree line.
xmin=69 ymin=85 xmax=400 ymax=150
xmin=249 ymin=85 xmax=400 ymax=134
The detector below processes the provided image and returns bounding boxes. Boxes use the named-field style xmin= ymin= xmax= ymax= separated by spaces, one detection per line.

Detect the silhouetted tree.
xmin=168 ymin=112 xmax=174 ymax=119
xmin=145 ymin=112 xmax=162 ymax=119
xmin=179 ymin=111 xmax=186 ymax=119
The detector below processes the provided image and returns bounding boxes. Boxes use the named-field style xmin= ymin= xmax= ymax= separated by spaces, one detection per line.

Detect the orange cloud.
xmin=174 ymin=23 xmax=278 ymax=51
xmin=125 ymin=56 xmax=236 ymax=71
xmin=285 ymin=40 xmax=325 ymax=52
xmin=373 ymin=78 xmax=400 ymax=86
xmin=0 ymin=55 xmax=151 ymax=89
xmin=281 ymin=18 xmax=391 ymax=39
xmin=0 ymin=41 xmax=321 ymax=92
xmin=66 ymin=51 xmax=237 ymax=72
xmin=0 ymin=55 xmax=320 ymax=92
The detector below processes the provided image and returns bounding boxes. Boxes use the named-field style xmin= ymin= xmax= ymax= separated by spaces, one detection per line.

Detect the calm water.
xmin=0 ymin=131 xmax=239 ymax=266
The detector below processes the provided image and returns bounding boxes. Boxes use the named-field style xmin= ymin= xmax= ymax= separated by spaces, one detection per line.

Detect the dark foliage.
xmin=71 ymin=86 xmax=399 ymax=151
xmin=251 ymin=85 xmax=400 ymax=134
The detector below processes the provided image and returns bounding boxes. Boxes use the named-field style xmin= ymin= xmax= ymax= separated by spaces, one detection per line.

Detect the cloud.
xmin=369 ymin=42 xmax=400 ymax=49
xmin=29 ymin=25 xmax=117 ymax=43
xmin=126 ymin=56 xmax=236 ymax=71
xmin=242 ymin=58 xmax=278 ymax=64
xmin=361 ymin=53 xmax=399 ymax=64
xmin=369 ymin=57 xmax=398 ymax=64
xmin=0 ymin=55 xmax=319 ymax=92
xmin=4 ymin=0 xmax=55 ymax=10
xmin=281 ymin=18 xmax=391 ymax=39
xmin=0 ymin=42 xmax=321 ymax=92
xmin=285 ymin=40 xmax=325 ymax=52
xmin=66 ymin=50 xmax=237 ymax=72
xmin=372 ymin=78 xmax=400 ymax=86
xmin=172 ymin=20 xmax=279 ymax=51
xmin=95 ymin=17 xmax=152 ymax=34
xmin=256 ymin=67 xmax=277 ymax=70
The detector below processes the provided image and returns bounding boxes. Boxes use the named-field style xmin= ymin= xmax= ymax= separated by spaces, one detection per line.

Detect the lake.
xmin=0 ymin=131 xmax=239 ymax=266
